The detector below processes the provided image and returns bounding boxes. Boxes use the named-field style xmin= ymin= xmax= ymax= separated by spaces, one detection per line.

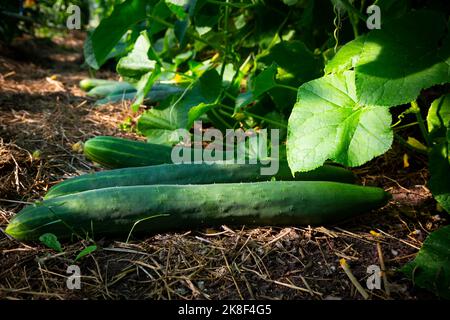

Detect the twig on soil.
xmin=376 ymin=229 xmax=421 ymax=250
xmin=340 ymin=258 xmax=369 ymax=300
xmin=371 ymin=231 xmax=391 ymax=297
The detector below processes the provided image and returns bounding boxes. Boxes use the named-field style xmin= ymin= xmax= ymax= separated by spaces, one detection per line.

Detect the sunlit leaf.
xmin=427 ymin=94 xmax=450 ymax=141
xmin=355 ymin=10 xmax=450 ymax=106
xmin=84 ymin=0 xmax=147 ymax=69
xmin=287 ymin=71 xmax=393 ymax=172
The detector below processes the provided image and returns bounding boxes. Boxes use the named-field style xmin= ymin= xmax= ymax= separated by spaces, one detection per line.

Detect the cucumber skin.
xmin=7 ymin=182 xmax=391 ymax=241
xmin=44 ymin=163 xmax=356 ymax=199
xmin=86 ymin=82 xmax=136 ymax=98
xmin=83 ymin=136 xmax=273 ymax=169
xmin=84 ymin=136 xmax=175 ymax=168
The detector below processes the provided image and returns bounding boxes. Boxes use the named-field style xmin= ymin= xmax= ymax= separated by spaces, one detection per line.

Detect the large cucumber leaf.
xmin=84 ymin=0 xmax=148 ymax=69
xmin=429 ymin=138 xmax=450 ymax=213
xmin=324 ymin=36 xmax=366 ymax=75
xmin=325 ymin=10 xmax=450 ymax=107
xmin=356 ymin=11 xmax=449 ymax=106
xmin=428 ymin=94 xmax=450 ymax=213
xmin=427 ymin=94 xmax=450 ymax=141
xmin=287 ymin=71 xmax=393 ymax=172
xmin=402 ymin=225 xmax=450 ymax=299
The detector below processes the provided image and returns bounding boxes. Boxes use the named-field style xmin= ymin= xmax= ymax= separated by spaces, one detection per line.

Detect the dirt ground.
xmin=0 ymin=34 xmax=447 ymax=300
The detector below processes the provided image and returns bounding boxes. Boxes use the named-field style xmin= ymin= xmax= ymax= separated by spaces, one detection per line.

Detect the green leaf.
xmin=259 ymin=40 xmax=322 ymax=111
xmin=287 ymin=71 xmax=393 ymax=172
xmin=192 ymin=1 xmax=220 ymax=35
xmin=84 ymin=0 xmax=147 ymax=69
xmin=174 ymin=18 xmax=189 ymax=46
xmin=259 ymin=40 xmax=322 ymax=84
xmin=427 ymin=94 xmax=450 ymax=213
xmin=375 ymin=0 xmax=409 ymax=21
xmin=137 ymin=69 xmax=221 ymax=143
xmin=235 ymin=63 xmax=278 ymax=110
xmin=75 ymin=245 xmax=97 ymax=262
xmin=145 ymin=129 xmax=184 ymax=145
xmin=324 ymin=36 xmax=366 ymax=74
xmin=355 ymin=10 xmax=450 ymax=106
xmin=165 ymin=0 xmax=189 ymax=19
xmin=132 ymin=66 xmax=162 ymax=111
xmin=148 ymin=1 xmax=173 ymax=36
xmin=39 ymin=233 xmax=63 ymax=252
xmin=117 ymin=32 xmax=158 ymax=80
xmin=187 ymin=102 xmax=216 ymax=128
xmin=429 ymin=138 xmax=450 ymax=213
xmin=402 ymin=225 xmax=450 ymax=299
xmin=427 ymin=94 xmax=450 ymax=141
xmin=117 ymin=32 xmax=163 ymax=111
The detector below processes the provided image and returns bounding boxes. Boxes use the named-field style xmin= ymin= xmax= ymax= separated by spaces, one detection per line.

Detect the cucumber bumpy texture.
xmin=44 ymin=162 xmax=356 ymax=199
xmin=7 ymin=181 xmax=391 ymax=241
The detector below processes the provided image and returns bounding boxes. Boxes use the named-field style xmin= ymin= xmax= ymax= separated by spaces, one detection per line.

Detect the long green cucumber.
xmin=84 ymin=136 xmax=177 ymax=168
xmin=86 ymin=82 xmax=136 ymax=98
xmin=84 ymin=136 xmax=265 ymax=168
xmin=84 ymin=136 xmax=293 ymax=169
xmin=44 ymin=163 xmax=356 ymax=199
xmin=6 ymin=182 xmax=391 ymax=241
xmin=95 ymin=83 xmax=184 ymax=105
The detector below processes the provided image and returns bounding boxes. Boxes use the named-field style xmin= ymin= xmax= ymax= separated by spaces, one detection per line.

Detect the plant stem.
xmin=220 ymin=0 xmax=231 ymax=79
xmin=211 ymin=108 xmax=233 ymax=129
xmin=391 ymin=121 xmax=419 ymax=131
xmin=219 ymin=104 xmax=288 ymax=128
xmin=206 ymin=0 xmax=256 ymax=8
xmin=394 ymin=133 xmax=428 ymax=155
xmin=411 ymin=101 xmax=432 ymax=147
xmin=275 ymin=84 xmax=298 ymax=92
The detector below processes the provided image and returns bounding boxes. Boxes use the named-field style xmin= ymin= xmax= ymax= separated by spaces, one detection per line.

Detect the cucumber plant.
xmin=81 ymin=0 xmax=449 ymax=298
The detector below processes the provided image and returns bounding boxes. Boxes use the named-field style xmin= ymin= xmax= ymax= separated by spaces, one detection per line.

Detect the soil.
xmin=0 ymin=33 xmax=447 ymax=300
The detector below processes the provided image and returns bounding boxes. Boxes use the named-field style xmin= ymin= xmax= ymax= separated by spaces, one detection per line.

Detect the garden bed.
xmin=0 ymin=35 xmax=445 ymax=300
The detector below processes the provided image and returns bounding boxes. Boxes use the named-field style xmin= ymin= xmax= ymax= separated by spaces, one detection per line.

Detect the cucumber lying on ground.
xmin=86 ymin=82 xmax=136 ymax=98
xmin=79 ymin=78 xmax=118 ymax=91
xmin=84 ymin=136 xmax=177 ymax=168
xmin=83 ymin=136 xmax=256 ymax=168
xmin=44 ymin=162 xmax=356 ymax=199
xmin=6 ymin=181 xmax=391 ymax=241
xmin=94 ymin=83 xmax=184 ymax=105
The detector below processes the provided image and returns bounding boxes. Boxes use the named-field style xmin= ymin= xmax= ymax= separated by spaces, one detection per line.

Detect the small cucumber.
xmin=79 ymin=78 xmax=118 ymax=91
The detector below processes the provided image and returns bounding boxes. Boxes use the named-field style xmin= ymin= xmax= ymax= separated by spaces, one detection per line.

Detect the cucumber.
xmin=84 ymin=136 xmax=176 ymax=168
xmin=86 ymin=82 xmax=136 ymax=98
xmin=83 ymin=136 xmax=246 ymax=168
xmin=6 ymin=181 xmax=391 ymax=241
xmin=44 ymin=162 xmax=356 ymax=199
xmin=95 ymin=92 xmax=137 ymax=106
xmin=94 ymin=83 xmax=184 ymax=106
xmin=79 ymin=78 xmax=118 ymax=91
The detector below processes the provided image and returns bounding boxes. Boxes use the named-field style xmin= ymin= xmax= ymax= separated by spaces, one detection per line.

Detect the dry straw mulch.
xmin=0 ymin=35 xmax=446 ymax=300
